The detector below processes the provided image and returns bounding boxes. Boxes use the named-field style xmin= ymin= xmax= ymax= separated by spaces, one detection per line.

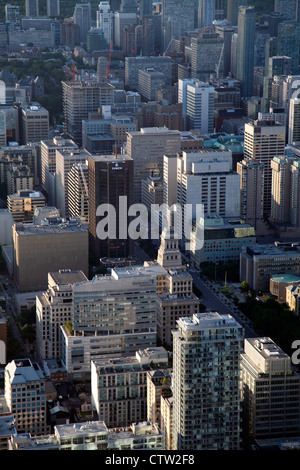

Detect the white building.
xmin=178 ymin=78 xmax=214 ymax=132
xmin=5 ymin=359 xmax=48 ymax=436
xmin=172 ymin=312 xmax=244 ymax=450
xmin=36 ymin=270 xmax=88 ymax=362
xmin=60 ymin=265 xmax=159 ymax=380
xmin=96 ymin=1 xmax=113 ymax=46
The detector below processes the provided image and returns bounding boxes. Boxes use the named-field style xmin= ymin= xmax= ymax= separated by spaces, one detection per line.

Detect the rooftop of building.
xmin=270 ymin=274 xmax=300 ymax=284
xmin=6 ymin=358 xmax=44 ymax=385
xmin=108 ymin=422 xmax=161 ymax=441
xmin=176 ymin=312 xmax=241 ymax=331
xmin=245 ymin=241 xmax=300 ymax=257
xmin=49 ymin=269 xmax=88 ymax=286
xmin=244 ymin=337 xmax=290 ymax=361
xmin=14 ymin=218 xmax=87 ymax=235
xmin=88 ymin=153 xmax=132 ymax=162
xmin=9 ymin=190 xmax=45 ymax=200
xmin=55 ymin=421 xmax=108 ymax=439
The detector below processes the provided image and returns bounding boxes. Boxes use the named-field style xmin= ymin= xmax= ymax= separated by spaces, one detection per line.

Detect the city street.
xmin=188 ymin=269 xmax=257 ymax=338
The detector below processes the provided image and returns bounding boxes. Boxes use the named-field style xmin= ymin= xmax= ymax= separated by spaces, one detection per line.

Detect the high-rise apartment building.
xmin=62 ymin=77 xmax=114 ymax=145
xmin=270 ymin=156 xmax=294 ymax=224
xmin=88 ymin=153 xmax=134 ymax=263
xmin=47 ymin=0 xmax=60 ymax=17
xmin=288 ymin=97 xmax=300 ymax=145
xmin=243 ymin=120 xmax=286 ymax=216
xmin=36 ymin=270 xmax=88 ymax=362
xmin=73 ymin=3 xmax=92 ymax=44
xmin=236 ymin=6 xmax=256 ymax=98
xmin=67 ymin=162 xmax=89 ymax=223
xmin=190 ymin=34 xmax=225 ymax=82
xmin=5 ymin=359 xmax=48 ymax=435
xmin=96 ymin=1 xmax=113 ymax=46
xmin=126 ymin=127 xmax=181 ymax=203
xmin=55 ymin=148 xmax=90 ymax=218
xmin=241 ymin=337 xmax=300 ymax=444
xmin=25 ymin=0 xmax=39 ymax=17
xmin=237 ymin=157 xmax=265 ymax=235
xmin=172 ymin=312 xmax=244 ymax=450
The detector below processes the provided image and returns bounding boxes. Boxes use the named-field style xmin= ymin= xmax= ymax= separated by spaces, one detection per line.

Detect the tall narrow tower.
xmin=236 ymin=6 xmax=256 ymax=98
xmin=172 ymin=312 xmax=244 ymax=450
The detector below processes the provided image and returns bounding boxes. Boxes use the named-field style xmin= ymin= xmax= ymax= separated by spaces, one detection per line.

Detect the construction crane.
xmin=65 ymin=64 xmax=78 ymax=85
xmin=215 ymin=42 xmax=224 ymax=80
xmin=106 ymin=40 xmax=113 ymax=83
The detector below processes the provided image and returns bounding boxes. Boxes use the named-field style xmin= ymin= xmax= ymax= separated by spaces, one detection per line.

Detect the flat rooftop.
xmin=55 ymin=421 xmax=108 ymax=439
xmin=14 ymin=220 xmax=87 ymax=235
xmin=50 ymin=270 xmax=88 ymax=286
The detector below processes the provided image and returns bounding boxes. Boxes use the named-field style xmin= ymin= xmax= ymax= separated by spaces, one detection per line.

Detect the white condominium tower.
xmin=96 ymin=2 xmax=113 ymax=46
xmin=172 ymin=312 xmax=244 ymax=450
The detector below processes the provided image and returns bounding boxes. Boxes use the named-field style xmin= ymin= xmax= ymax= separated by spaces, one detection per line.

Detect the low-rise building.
xmin=190 ymin=215 xmax=256 ymax=268
xmin=240 ymin=242 xmax=300 ymax=292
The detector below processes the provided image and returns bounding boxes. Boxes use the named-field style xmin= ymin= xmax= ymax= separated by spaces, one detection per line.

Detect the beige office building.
xmin=12 ymin=220 xmax=88 ymax=292
xmin=126 ymin=127 xmax=181 ymax=202
xmin=7 ymin=190 xmax=46 ymax=222
xmin=241 ymin=337 xmax=300 ymax=443
xmin=21 ymin=103 xmax=49 ymax=145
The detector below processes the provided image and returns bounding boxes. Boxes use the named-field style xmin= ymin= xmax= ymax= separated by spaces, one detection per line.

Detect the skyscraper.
xmin=96 ymin=1 xmax=113 ymax=46
xmin=88 ymin=153 xmax=134 ymax=263
xmin=172 ymin=312 xmax=244 ymax=450
xmin=236 ymin=157 xmax=265 ymax=235
xmin=288 ymin=97 xmax=300 ymax=145
xmin=47 ymin=0 xmax=60 ymax=17
xmin=161 ymin=0 xmax=195 ymax=48
xmin=185 ymin=80 xmax=215 ymax=133
xmin=25 ymin=0 xmax=39 ymax=17
xmin=236 ymin=6 xmax=256 ymax=98
xmin=243 ymin=120 xmax=286 ymax=215
xmin=265 ymin=21 xmax=300 ymax=76
xmin=226 ymin=0 xmax=244 ymax=26
xmin=198 ymin=0 xmax=215 ymax=29
xmin=73 ymin=3 xmax=92 ymax=44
